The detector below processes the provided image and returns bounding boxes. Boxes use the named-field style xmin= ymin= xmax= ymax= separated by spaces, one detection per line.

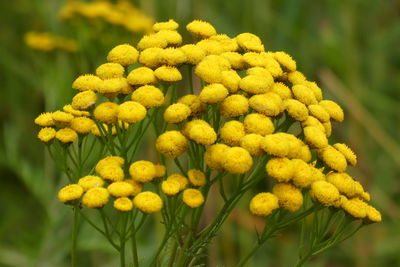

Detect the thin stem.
xmin=71 ymin=205 xmax=79 ymax=267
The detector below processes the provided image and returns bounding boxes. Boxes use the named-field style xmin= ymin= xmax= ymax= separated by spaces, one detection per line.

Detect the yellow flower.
xmin=133 ymin=191 xmax=163 ymax=213
xmin=342 ymin=198 xmax=367 ymax=219
xmin=271 ymin=82 xmax=293 ymax=100
xmin=240 ymin=133 xmax=265 ymax=157
xmin=154 ymin=164 xmax=167 ymax=178
xmin=178 ymin=95 xmax=206 ymax=116
xmin=129 ymin=160 xmax=156 ymax=183
xmin=333 ymin=195 xmax=348 ymax=209
xmin=195 ymin=55 xmax=230 ymax=83
xmin=186 ymin=20 xmax=217 ymax=38
xmin=118 ymin=101 xmax=147 ymax=124
xmin=300 ymin=80 xmax=323 ymax=101
xmin=249 ymin=192 xmax=279 ymax=216
xmin=63 ymin=105 xmax=90 ymax=117
xmin=127 ymin=67 xmax=156 ymax=85
xmin=82 ymin=187 xmax=110 ymax=208
xmin=366 ymin=205 xmax=382 ymax=223
xmin=94 ymin=102 xmax=119 ymax=124
xmin=156 ymin=130 xmax=188 ymax=158
xmin=95 ymin=156 xmax=124 ymax=173
xmin=319 ymin=100 xmax=344 ymax=122
xmin=318 ymin=146 xmax=347 ymax=172
xmin=240 ymin=74 xmax=273 ymax=95
xmin=235 ymin=33 xmax=264 ymax=52
xmin=261 ymin=133 xmax=290 ymax=157
xmin=183 ymin=189 xmax=205 ymax=208
xmin=123 ymin=179 xmax=143 ymax=196
xmin=131 ymin=85 xmax=164 ymax=108
xmin=97 ymin=78 xmax=126 ymax=97
xmin=153 ymin=19 xmax=179 ymax=32
xmin=303 ymin=126 xmax=328 ymax=149
xmin=137 ymin=34 xmax=168 ymax=50
xmin=297 ymin=145 xmax=312 ymax=162
xmin=323 ymin=121 xmax=332 ymax=137
xmin=167 ymin=174 xmax=189 ymax=191
xmin=220 ymin=52 xmax=244 ymax=69
xmin=181 ymin=120 xmax=209 ymax=137
xmin=247 ymin=66 xmax=271 ymax=77
xmin=262 ymin=53 xmax=284 ymax=77
xmin=220 ymin=70 xmax=241 ymax=93
xmin=160 ymin=47 xmax=187 ymax=66
xmin=197 ymin=34 xmax=238 ymax=54
xmin=58 ymin=184 xmax=84 ymax=203
xmin=107 ymin=181 xmax=134 ymax=197
xmin=180 ymin=44 xmax=206 ymax=64
xmin=310 ymin=180 xmax=340 ymax=206
xmin=220 ymin=94 xmax=249 ymax=117
xmin=188 ymin=169 xmax=206 ymax=186
xmin=204 ymin=143 xmax=230 ymax=171
xmin=222 ymin=147 xmax=253 ymax=174
xmin=199 ymin=83 xmax=229 ymax=104
xmin=98 ymin=165 xmax=124 ymax=182
xmin=70 ymin=117 xmax=94 ymax=134
xmin=107 ymin=44 xmax=139 ymax=66
xmin=154 ymin=65 xmax=182 ymax=82
xmin=273 ymin=183 xmax=303 ymax=212
xmin=114 ymin=197 xmax=133 ymax=212
xmin=38 ymin=127 xmax=56 ymax=142
xmin=273 ymin=51 xmax=296 ymax=72
xmin=308 ymin=104 xmax=330 ymax=122
xmin=71 ymin=90 xmax=97 ymax=110
xmin=292 ymin=84 xmax=317 ymax=106
xmin=291 ymin=159 xmax=314 ymax=188
xmin=326 ymin=172 xmax=359 ymax=198
xmin=266 ymin=157 xmax=294 ymax=183
xmin=56 ymin=128 xmax=78 ymax=143
xmin=72 ymin=74 xmax=102 ymax=92
xmin=333 ymin=143 xmax=357 ymax=166
xmin=96 ymin=63 xmax=124 ymax=79
xmin=283 ymin=99 xmax=309 ymax=122
xmin=287 ymin=71 xmax=306 ymax=85
xmin=138 ymin=47 xmax=163 ymax=69
xmin=52 ymin=111 xmax=74 ymax=124
xmin=78 ymin=175 xmax=104 ymax=191
xmin=35 ymin=112 xmax=54 ymax=127
xmin=220 ymin=120 xmax=246 ymax=146
xmin=155 ymin=30 xmax=182 ymax=46
xmin=301 ymin=116 xmax=326 ymax=134
xmin=243 ymin=113 xmax=274 ymax=136
xmin=188 ymin=123 xmax=217 ymax=145
xmin=249 ymin=92 xmax=282 ymax=117
xmin=161 ymin=180 xmax=181 ymax=196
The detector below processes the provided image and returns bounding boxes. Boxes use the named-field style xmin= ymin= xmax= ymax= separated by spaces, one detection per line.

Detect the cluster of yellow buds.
xmin=24 ymin=31 xmax=77 ymax=52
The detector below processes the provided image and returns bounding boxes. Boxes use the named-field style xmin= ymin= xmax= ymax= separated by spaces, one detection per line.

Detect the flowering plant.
xmin=35 ymin=19 xmax=381 ymax=266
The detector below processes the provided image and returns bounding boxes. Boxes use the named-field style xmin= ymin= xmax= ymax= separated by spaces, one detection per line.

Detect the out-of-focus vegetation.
xmin=0 ymin=0 xmax=399 ymax=266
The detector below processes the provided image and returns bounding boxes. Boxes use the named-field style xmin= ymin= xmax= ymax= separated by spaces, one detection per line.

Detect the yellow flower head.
xmin=52 ymin=111 xmax=74 ymax=124
xmin=236 ymin=33 xmax=264 ymax=52
xmin=129 ymin=160 xmax=156 ymax=183
xmin=107 ymin=181 xmax=134 ymax=197
xmin=183 ymin=189 xmax=205 ymax=208
xmin=273 ymin=183 xmax=303 ymax=212
xmin=273 ymin=51 xmax=296 ymax=72
xmin=246 ymin=66 xmax=270 ymax=77
xmin=154 ymin=164 xmax=167 ymax=178
xmin=220 ymin=120 xmax=246 ymax=146
xmin=96 ymin=63 xmax=124 ymax=79
xmin=107 ymin=44 xmax=139 ymax=66
xmin=319 ymin=100 xmax=344 ymax=122
xmin=220 ymin=52 xmax=244 ymax=69
xmin=283 ymin=99 xmax=309 ymax=122
xmin=72 ymin=74 xmax=102 ymax=92
xmin=161 ymin=180 xmax=181 ymax=196
xmin=137 ymin=34 xmax=168 ymax=50
xmin=134 ymin=191 xmax=163 ymax=213
xmin=118 ymin=101 xmax=147 ymax=124
xmin=155 ymin=30 xmax=183 ymax=46
xmin=308 ymin=104 xmax=330 ymax=122
xmin=220 ymin=70 xmax=241 ymax=93
xmin=160 ymin=47 xmax=187 ymax=66
xmin=188 ymin=123 xmax=217 ymax=145
xmin=71 ymin=90 xmax=97 ymax=110
xmin=333 ymin=143 xmax=357 ymax=166
xmin=58 ymin=184 xmax=84 ymax=203
xmin=181 ymin=119 xmax=209 ymax=137
xmin=153 ymin=19 xmax=179 ymax=32
xmin=63 ymin=105 xmax=90 ymax=117
xmin=310 ymin=180 xmax=340 ymax=206
xmin=318 ymin=146 xmax=348 ymax=172
xmin=342 ymin=198 xmax=368 ymax=219
xmin=240 ymin=133 xmax=265 ymax=157
xmin=195 ymin=55 xmax=230 ymax=83
xmin=82 ymin=187 xmax=110 ymax=208
xmin=292 ymin=84 xmax=317 ymax=106
xmin=199 ymin=83 xmax=229 ymax=104
xmin=114 ymin=197 xmax=133 ymax=212
xmin=220 ymin=94 xmax=249 ymax=117
xmin=78 ymin=175 xmax=104 ymax=191
xmin=366 ymin=205 xmax=382 ymax=223
xmin=266 ymin=157 xmax=294 ymax=183
xmin=301 ymin=116 xmax=326 ymax=134
xmin=271 ymin=82 xmax=293 ymax=100
xmin=178 ymin=94 xmax=206 ymax=116
xmin=131 ymin=85 xmax=164 ymax=108
xmin=95 ymin=156 xmax=124 ymax=173
xmin=35 ymin=112 xmax=54 ymax=127
xmin=167 ymin=173 xmax=189 ymax=191
xmin=156 ymin=130 xmax=188 ymax=158
xmin=38 ymin=127 xmax=56 ymax=143
xmin=300 ymin=80 xmax=323 ymax=101
xmin=326 ymin=172 xmax=359 ymax=198
xmin=154 ymin=65 xmax=182 ymax=82
xmin=243 ymin=113 xmax=274 ymax=136
xmin=98 ymin=165 xmax=124 ymax=182
xmin=291 ymin=159 xmax=314 ymax=188
xmin=287 ymin=71 xmax=306 ymax=85
xmin=261 ymin=133 xmax=290 ymax=157
xmin=56 ymin=128 xmax=78 ymax=143
xmin=303 ymin=126 xmax=328 ymax=149
xmin=127 ymin=67 xmax=157 ymax=86
xmin=204 ymin=143 xmax=230 ymax=171
xmin=70 ymin=117 xmax=94 ymax=134
xmin=138 ymin=47 xmax=163 ymax=69
xmin=249 ymin=92 xmax=282 ymax=117
xmin=249 ymin=192 xmax=279 ymax=216
xmin=222 ymin=147 xmax=253 ymax=174
xmin=97 ymin=78 xmax=126 ymax=97
xmin=240 ymin=74 xmax=273 ymax=95
xmin=188 ymin=169 xmax=206 ymax=187
xmin=163 ymin=103 xmax=191 ymax=124
xmin=94 ymin=102 xmax=119 ymax=124
xmin=180 ymin=44 xmax=206 ymax=64
xmin=186 ymin=20 xmax=217 ymax=39
xmin=123 ymin=179 xmax=143 ymax=196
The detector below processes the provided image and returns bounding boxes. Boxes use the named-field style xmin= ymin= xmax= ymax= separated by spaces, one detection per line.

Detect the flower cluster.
xmin=24 ymin=32 xmax=77 ymax=52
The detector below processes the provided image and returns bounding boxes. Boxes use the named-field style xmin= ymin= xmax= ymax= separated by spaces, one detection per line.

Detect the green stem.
xmin=71 ymin=205 xmax=79 ymax=267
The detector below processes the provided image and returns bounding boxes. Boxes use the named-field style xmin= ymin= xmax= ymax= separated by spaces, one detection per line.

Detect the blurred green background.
xmin=1 ymin=0 xmax=399 ymax=266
